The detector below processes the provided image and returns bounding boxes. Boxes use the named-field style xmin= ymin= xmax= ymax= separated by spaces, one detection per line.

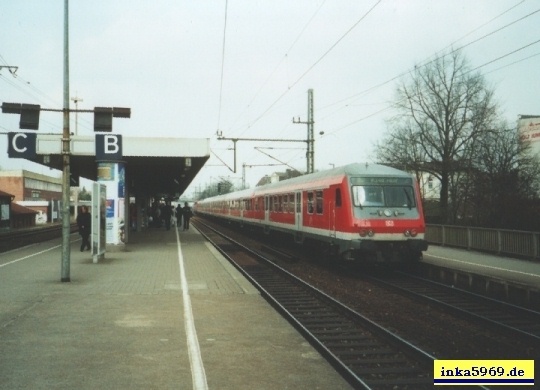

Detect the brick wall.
xmin=0 ymin=177 xmax=24 ymax=201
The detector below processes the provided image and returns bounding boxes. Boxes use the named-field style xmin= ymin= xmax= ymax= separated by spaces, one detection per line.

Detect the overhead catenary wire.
xmin=323 ymin=40 xmax=540 ymax=137
xmin=318 ymin=5 xmax=540 ymax=136
xmin=235 ymin=0 xmax=383 ymax=137
xmin=226 ymin=0 xmax=328 ymax=134
xmin=468 ymin=38 xmax=540 ymax=73
xmin=318 ymin=3 xmax=539 ymax=116
xmin=483 ymin=51 xmax=540 ymax=76
xmin=216 ymin=0 xmax=229 ymax=133
xmin=238 ymin=1 xmax=537 ymax=165
xmin=225 ymin=1 xmax=537 ymax=177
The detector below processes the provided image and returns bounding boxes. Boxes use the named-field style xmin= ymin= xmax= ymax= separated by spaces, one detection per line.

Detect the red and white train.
xmin=194 ymin=163 xmax=428 ymax=263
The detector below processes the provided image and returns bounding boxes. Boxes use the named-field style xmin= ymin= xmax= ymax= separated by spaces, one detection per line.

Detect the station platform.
xmin=423 ymin=245 xmax=540 ymax=290
xmin=421 ymin=245 xmax=540 ymax=309
xmin=0 ymin=226 xmax=352 ymax=389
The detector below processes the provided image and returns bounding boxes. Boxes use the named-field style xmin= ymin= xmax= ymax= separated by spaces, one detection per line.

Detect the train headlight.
xmin=359 ymin=229 xmax=375 ymax=237
xmin=404 ymin=229 xmax=418 ymax=237
xmin=383 ymin=209 xmax=392 ymax=217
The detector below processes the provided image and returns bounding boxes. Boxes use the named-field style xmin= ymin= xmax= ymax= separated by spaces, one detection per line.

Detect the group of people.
xmin=152 ymin=201 xmax=193 ymax=231
xmin=177 ymin=202 xmax=193 ymax=231
xmin=77 ymin=201 xmax=194 ymax=253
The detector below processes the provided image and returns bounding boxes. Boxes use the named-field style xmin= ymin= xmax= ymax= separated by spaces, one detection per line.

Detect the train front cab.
xmin=342 ymin=175 xmax=428 ymax=262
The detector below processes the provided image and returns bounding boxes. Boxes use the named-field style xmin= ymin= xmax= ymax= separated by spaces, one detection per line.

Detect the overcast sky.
xmin=1 ymin=0 xmax=539 ymax=195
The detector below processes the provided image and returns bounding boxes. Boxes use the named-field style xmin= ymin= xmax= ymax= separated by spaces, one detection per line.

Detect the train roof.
xmin=197 ymin=163 xmax=412 ymax=203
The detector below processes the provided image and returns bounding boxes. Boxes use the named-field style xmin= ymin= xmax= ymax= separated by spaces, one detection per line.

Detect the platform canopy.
xmin=12 ymin=134 xmax=210 ymax=198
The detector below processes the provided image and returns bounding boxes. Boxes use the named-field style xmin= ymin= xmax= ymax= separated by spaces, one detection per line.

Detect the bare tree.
xmin=376 ymin=50 xmax=499 ymax=223
xmin=470 ymin=124 xmax=540 ymax=228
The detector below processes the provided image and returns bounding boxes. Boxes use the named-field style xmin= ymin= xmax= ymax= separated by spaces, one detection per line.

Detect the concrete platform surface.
xmin=424 ymin=245 xmax=540 ymax=289
xmin=0 ymin=226 xmax=352 ymax=390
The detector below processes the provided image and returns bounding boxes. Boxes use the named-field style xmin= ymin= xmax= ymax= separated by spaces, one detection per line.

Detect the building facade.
xmin=0 ymin=170 xmax=62 ymax=202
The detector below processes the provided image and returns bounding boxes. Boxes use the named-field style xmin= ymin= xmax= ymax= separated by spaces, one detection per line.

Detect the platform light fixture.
xmin=1 ymin=102 xmax=41 ymax=130
xmin=94 ymin=106 xmax=131 ymax=132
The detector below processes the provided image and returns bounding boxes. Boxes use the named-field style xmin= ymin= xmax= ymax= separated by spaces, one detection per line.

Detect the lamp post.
xmin=61 ymin=0 xmax=71 ymax=282
xmin=71 ymin=95 xmax=83 ymax=135
xmin=1 ymin=0 xmax=130 ymax=282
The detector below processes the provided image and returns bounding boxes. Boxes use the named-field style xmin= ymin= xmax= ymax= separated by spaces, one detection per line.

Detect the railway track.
xmin=194 ymin=220 xmax=439 ymax=389
xmin=369 ymin=272 xmax=540 ymax=344
xmin=195 ymin=216 xmax=538 ymax=386
xmin=0 ymin=223 xmax=78 ymax=253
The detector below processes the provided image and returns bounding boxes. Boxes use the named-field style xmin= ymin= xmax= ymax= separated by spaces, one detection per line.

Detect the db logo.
xmin=385 ymin=220 xmax=395 ymax=227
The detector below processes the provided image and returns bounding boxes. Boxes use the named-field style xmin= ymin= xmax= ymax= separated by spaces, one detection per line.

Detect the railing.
xmin=426 ymin=225 xmax=540 ymax=260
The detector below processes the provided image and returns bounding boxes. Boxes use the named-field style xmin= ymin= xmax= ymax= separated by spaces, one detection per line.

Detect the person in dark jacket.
xmin=77 ymin=206 xmax=91 ymax=252
xmin=176 ymin=203 xmax=183 ymax=229
xmin=162 ymin=201 xmax=172 ymax=231
xmin=182 ymin=202 xmax=193 ymax=230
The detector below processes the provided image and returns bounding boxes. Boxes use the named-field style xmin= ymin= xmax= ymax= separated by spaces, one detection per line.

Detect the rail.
xmin=0 ymin=222 xmax=78 ymax=253
xmin=426 ymin=224 xmax=540 ymax=261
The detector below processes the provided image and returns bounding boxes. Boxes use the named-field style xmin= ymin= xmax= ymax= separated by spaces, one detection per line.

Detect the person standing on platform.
xmin=171 ymin=205 xmax=177 ymax=227
xmin=176 ymin=203 xmax=183 ymax=229
xmin=162 ymin=201 xmax=172 ymax=231
xmin=77 ymin=206 xmax=91 ymax=252
xmin=182 ymin=202 xmax=193 ymax=230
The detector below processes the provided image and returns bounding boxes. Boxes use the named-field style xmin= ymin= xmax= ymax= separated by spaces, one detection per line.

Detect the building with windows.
xmin=0 ymin=170 xmax=62 ymax=223
xmin=256 ymin=169 xmax=303 ymax=187
xmin=0 ymin=170 xmax=62 ymax=202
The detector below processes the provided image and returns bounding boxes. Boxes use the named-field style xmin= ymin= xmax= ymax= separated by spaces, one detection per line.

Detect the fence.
xmin=425 ymin=225 xmax=540 ymax=260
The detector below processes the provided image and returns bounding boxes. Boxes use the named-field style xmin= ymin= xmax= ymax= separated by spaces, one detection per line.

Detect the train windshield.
xmin=352 ymin=185 xmax=415 ymax=208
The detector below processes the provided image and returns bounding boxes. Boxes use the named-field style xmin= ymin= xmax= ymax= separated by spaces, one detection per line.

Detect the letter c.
xmin=12 ymin=133 xmax=28 ymax=153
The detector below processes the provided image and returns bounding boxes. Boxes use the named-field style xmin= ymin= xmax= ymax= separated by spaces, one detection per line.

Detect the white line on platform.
xmin=428 ymin=255 xmax=540 ymax=279
xmin=175 ymin=227 xmax=208 ymax=390
xmin=0 ymin=244 xmax=61 ymax=268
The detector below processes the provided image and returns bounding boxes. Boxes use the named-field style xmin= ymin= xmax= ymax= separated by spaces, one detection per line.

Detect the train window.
xmin=316 ymin=190 xmax=323 ymax=214
xmin=273 ymin=196 xmax=278 ymax=212
xmin=307 ymin=192 xmax=314 ymax=214
xmin=335 ymin=188 xmax=342 ymax=207
xmin=285 ymin=194 xmax=289 ymax=212
xmin=296 ymin=192 xmax=301 ymax=213
xmin=385 ymin=186 xmax=415 ymax=208
xmin=278 ymin=195 xmax=283 ymax=212
xmin=288 ymin=194 xmax=294 ymax=213
xmin=352 ymin=186 xmax=384 ymax=207
xmin=265 ymin=196 xmax=269 ymax=211
xmin=352 ymin=185 xmax=415 ymax=208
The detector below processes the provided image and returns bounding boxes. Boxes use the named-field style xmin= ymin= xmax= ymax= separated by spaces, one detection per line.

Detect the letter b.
xmin=96 ymin=134 xmax=122 ymax=161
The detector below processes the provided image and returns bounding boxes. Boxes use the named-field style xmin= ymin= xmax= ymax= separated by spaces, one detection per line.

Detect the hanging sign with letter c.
xmin=8 ymin=132 xmax=37 ymax=159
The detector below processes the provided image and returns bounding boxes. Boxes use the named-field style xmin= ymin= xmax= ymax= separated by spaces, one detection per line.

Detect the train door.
xmin=330 ymin=187 xmax=342 ymax=238
xmin=329 ymin=196 xmax=336 ymax=238
xmin=240 ymin=198 xmax=244 ymax=224
xmin=264 ymin=195 xmax=269 ymax=222
xmin=295 ymin=191 xmax=302 ymax=230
